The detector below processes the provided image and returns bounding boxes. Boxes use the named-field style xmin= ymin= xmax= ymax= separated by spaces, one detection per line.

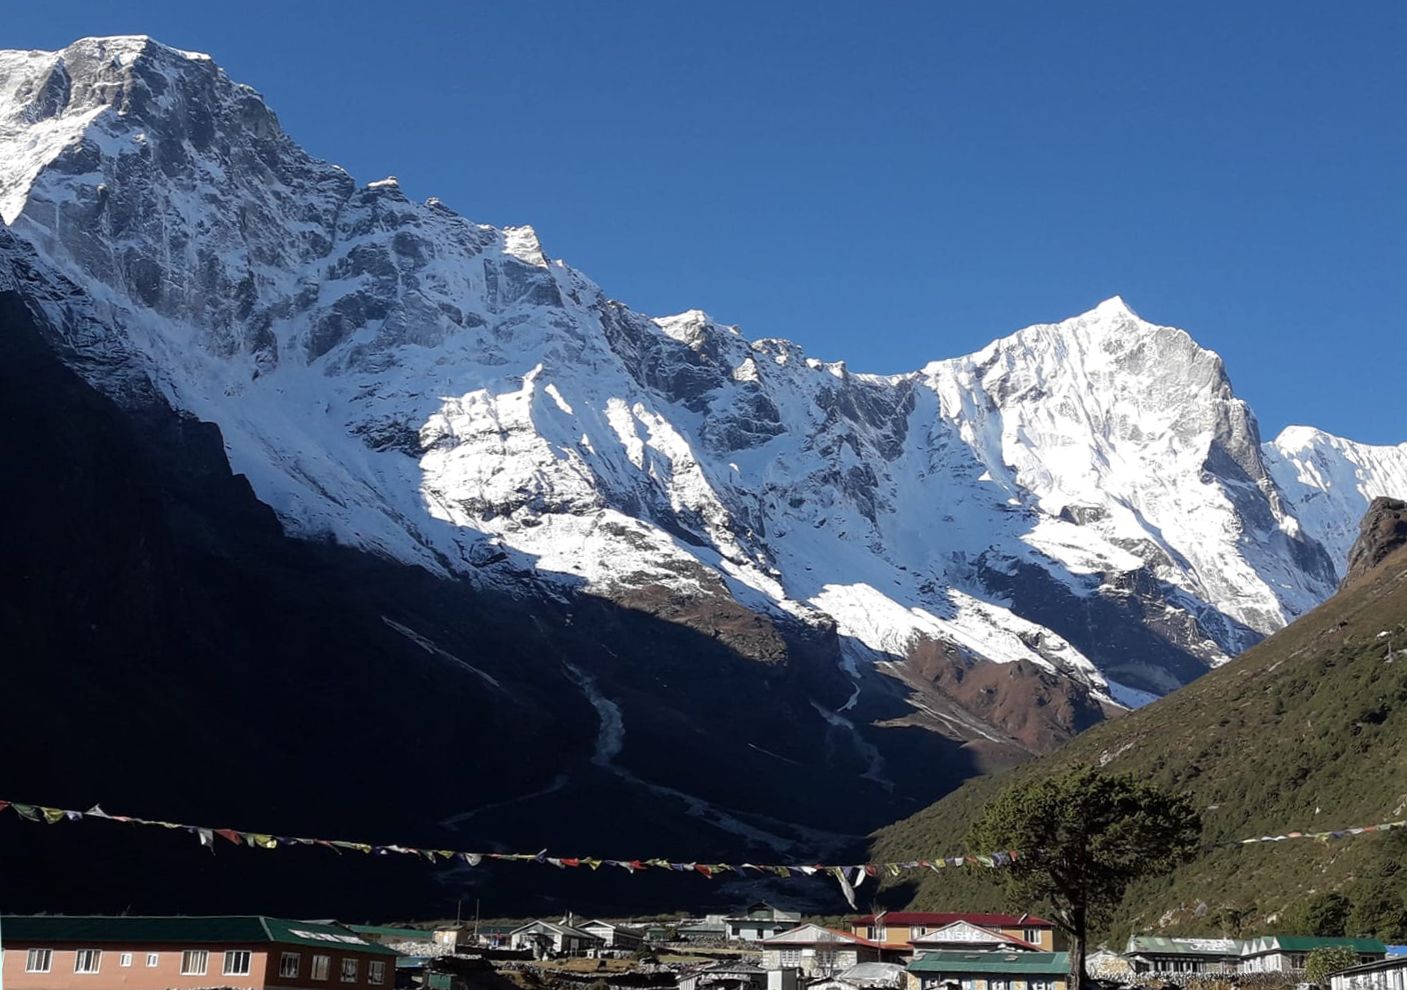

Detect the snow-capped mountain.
xmin=1266 ymin=426 xmax=1407 ymax=577
xmin=4 ymin=36 xmax=1405 ymax=740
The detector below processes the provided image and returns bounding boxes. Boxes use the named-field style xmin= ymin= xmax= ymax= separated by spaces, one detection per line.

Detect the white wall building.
xmin=761 ymin=926 xmax=880 ymax=979
xmin=1330 ymin=956 xmax=1407 ymax=990
xmin=580 ymin=921 xmax=644 ymax=950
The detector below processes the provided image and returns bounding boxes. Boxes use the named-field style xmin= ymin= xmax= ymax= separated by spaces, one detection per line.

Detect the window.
xmin=1031 ymin=982 xmax=1051 ymax=990
xmin=991 ymin=980 xmax=1010 ymax=990
xmin=312 ymin=955 xmax=332 ymax=981
xmin=26 ymin=949 xmax=52 ymax=973
xmin=281 ymin=953 xmax=302 ymax=978
xmin=182 ymin=950 xmax=210 ymax=975
xmin=225 ymin=951 xmax=252 ymax=976
xmin=780 ymin=949 xmax=801 ymax=967
xmin=147 ymin=953 xmax=160 ymax=968
xmin=1024 ymin=929 xmax=1042 ymax=945
xmin=369 ymin=961 xmax=386 ymax=985
xmin=121 ymin=953 xmax=133 ymax=968
xmin=75 ymin=949 xmax=103 ymax=974
xmin=341 ymin=958 xmax=359 ymax=983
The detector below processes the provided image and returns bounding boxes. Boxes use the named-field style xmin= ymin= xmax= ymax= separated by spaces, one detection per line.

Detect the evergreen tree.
xmin=967 ymin=767 xmax=1201 ymax=990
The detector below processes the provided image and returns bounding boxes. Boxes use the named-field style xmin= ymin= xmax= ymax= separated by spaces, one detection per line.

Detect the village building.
xmin=470 ymin=924 xmax=518 ymax=949
xmin=726 ymin=904 xmax=803 ymax=942
xmin=579 ymin=920 xmax=646 ymax=950
xmin=344 ymin=925 xmax=435 ymax=947
xmin=905 ymin=951 xmax=1070 ymax=990
xmin=677 ymin=917 xmax=729 ymax=943
xmin=761 ymin=925 xmax=890 ymax=978
xmin=808 ymin=962 xmax=909 ymax=990
xmin=852 ymin=915 xmax=1057 ymax=954
xmin=506 ymin=919 xmax=603 ymax=958
xmin=1329 ymin=954 xmax=1407 ymax=990
xmin=645 ymin=923 xmax=678 ymax=942
xmin=1083 ymin=949 xmax=1132 ymax=981
xmin=677 ymin=961 xmax=774 ymax=990
xmin=1 ymin=915 xmax=398 ymax=990
xmin=910 ymin=923 xmax=1043 ymax=956
xmin=394 ymin=954 xmax=492 ymax=990
xmin=1239 ymin=936 xmax=1387 ymax=974
xmin=430 ymin=926 xmax=474 ymax=952
xmin=1124 ymin=937 xmax=1242 ymax=975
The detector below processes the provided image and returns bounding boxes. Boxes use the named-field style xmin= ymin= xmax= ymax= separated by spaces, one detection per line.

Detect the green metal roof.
xmin=909 ymin=952 xmax=1070 ymax=976
xmin=1 ymin=916 xmax=398 ymax=956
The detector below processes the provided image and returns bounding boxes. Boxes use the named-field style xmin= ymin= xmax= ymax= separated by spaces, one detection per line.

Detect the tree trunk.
xmin=1068 ymin=907 xmax=1088 ymax=990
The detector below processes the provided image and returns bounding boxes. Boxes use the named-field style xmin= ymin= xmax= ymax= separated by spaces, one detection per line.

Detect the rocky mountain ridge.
xmin=3 ymin=35 xmax=1406 ymax=754
xmin=872 ymin=494 xmax=1407 ymax=937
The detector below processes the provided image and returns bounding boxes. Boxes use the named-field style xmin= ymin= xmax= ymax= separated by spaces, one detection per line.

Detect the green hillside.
xmin=872 ymin=530 xmax=1407 ymax=944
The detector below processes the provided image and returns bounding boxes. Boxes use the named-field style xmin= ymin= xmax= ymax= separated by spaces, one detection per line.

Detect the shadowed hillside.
xmin=872 ymin=499 xmax=1407 ymax=941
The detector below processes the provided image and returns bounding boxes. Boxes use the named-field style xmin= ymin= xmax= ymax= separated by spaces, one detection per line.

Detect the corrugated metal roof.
xmin=765 ymin=925 xmax=876 ymax=947
xmin=855 ymin=913 xmax=1053 ymax=928
xmin=912 ymin=922 xmax=1044 ymax=952
xmin=1244 ymin=936 xmax=1386 ymax=954
xmin=838 ymin=962 xmax=908 ymax=986
xmin=1126 ymin=937 xmax=1240 ymax=956
xmin=1330 ymin=955 xmax=1407 ymax=977
xmin=908 ymin=952 xmax=1069 ymax=975
xmin=1 ymin=916 xmax=398 ymax=956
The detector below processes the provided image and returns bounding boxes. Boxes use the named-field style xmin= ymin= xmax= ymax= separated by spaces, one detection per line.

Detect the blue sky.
xmin=7 ymin=2 xmax=1404 ymax=442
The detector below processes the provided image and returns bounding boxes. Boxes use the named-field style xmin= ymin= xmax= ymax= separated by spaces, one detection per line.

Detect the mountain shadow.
xmin=0 ymin=289 xmax=1002 ymax=918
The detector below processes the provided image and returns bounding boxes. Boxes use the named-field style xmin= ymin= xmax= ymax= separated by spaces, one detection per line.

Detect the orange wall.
xmin=3 ymin=943 xmax=393 ymax=990
xmin=852 ymin=924 xmax=1056 ymax=951
xmin=4 ymin=943 xmax=269 ymax=990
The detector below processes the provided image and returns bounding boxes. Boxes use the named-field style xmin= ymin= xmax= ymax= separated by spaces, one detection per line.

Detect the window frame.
xmin=312 ymin=954 xmax=332 ymax=981
xmin=369 ymin=960 xmax=386 ymax=985
xmin=181 ymin=949 xmax=210 ymax=976
xmin=147 ymin=953 xmax=161 ymax=968
xmin=26 ymin=948 xmax=53 ymax=973
xmin=340 ymin=957 xmax=360 ymax=983
xmin=281 ymin=952 xmax=302 ymax=978
xmin=224 ymin=950 xmax=253 ymax=976
xmin=120 ymin=952 xmax=133 ymax=968
xmin=74 ymin=949 xmax=103 ymax=974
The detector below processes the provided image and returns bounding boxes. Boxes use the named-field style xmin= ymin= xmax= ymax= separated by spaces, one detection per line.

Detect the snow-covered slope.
xmin=2 ymin=37 xmax=1401 ymax=732
xmin=1265 ymin=427 xmax=1407 ymax=573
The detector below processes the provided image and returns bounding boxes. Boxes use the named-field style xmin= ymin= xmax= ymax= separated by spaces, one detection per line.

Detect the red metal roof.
xmin=851 ymin=912 xmax=1054 ymax=928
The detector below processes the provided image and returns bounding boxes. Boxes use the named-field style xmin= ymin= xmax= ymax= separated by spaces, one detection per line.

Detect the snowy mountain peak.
xmin=503 ymin=225 xmax=549 ymax=267
xmin=1 ymin=37 xmax=1403 ymax=747
xmin=1273 ymin=424 xmax=1332 ymax=449
xmin=1090 ymin=294 xmax=1139 ymax=320
xmin=1266 ymin=426 xmax=1407 ymax=568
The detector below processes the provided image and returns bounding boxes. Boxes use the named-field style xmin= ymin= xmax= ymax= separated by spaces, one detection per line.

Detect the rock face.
xmin=1342 ymin=497 xmax=1407 ymax=586
xmin=3 ymin=35 xmax=1406 ymax=757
